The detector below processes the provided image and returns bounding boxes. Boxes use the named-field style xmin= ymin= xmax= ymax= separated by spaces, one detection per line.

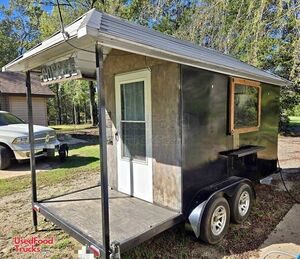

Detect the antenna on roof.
xmin=56 ymin=0 xmax=69 ymax=39
xmin=55 ymin=1 xmax=95 ymax=54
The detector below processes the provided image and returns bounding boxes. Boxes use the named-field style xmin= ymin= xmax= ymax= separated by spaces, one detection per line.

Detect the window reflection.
xmin=234 ymin=84 xmax=259 ymax=129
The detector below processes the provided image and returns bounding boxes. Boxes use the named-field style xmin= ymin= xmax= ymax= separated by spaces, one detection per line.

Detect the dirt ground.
xmin=0 ymin=136 xmax=299 ymax=259
xmin=0 ymin=171 xmax=100 ymax=259
xmin=278 ymin=135 xmax=300 ymax=169
xmin=0 ymin=160 xmax=54 ymax=179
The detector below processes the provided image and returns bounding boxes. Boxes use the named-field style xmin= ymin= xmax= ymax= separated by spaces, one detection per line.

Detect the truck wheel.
xmin=0 ymin=145 xmax=12 ymax=170
xmin=229 ymin=184 xmax=253 ymax=224
xmin=200 ymin=196 xmax=230 ymax=244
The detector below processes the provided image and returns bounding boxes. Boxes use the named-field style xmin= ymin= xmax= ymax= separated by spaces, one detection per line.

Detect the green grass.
xmin=287 ymin=116 xmax=300 ymax=136
xmin=53 ymin=238 xmax=72 ymax=249
xmin=0 ymin=145 xmax=99 ymax=198
xmin=289 ymin=116 xmax=300 ymax=127
xmin=50 ymin=124 xmax=95 ymax=133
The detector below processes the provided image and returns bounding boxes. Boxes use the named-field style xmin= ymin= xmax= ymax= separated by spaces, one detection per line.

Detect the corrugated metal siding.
xmin=9 ymin=96 xmax=48 ymax=126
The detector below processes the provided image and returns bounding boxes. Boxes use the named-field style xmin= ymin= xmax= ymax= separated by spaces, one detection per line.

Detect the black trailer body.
xmin=2 ymin=9 xmax=289 ymax=259
xmin=181 ymin=66 xmax=280 ymax=213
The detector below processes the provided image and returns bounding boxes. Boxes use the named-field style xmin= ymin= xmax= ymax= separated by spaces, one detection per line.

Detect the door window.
xmin=121 ymin=81 xmax=146 ymax=160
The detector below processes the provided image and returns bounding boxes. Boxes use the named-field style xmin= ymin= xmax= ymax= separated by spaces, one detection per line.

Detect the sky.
xmin=0 ymin=0 xmax=9 ymax=7
xmin=0 ymin=0 xmax=53 ymax=14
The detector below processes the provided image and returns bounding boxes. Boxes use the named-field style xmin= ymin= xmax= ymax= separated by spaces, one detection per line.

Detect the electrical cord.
xmin=55 ymin=1 xmax=138 ymax=57
xmin=55 ymin=0 xmax=95 ymax=54
xmin=55 ymin=0 xmax=143 ymax=59
xmin=277 ymin=159 xmax=300 ymax=204
xmin=64 ymin=38 xmax=95 ymax=54
xmin=63 ymin=39 xmax=135 ymax=56
xmin=55 ymin=0 xmax=96 ymax=54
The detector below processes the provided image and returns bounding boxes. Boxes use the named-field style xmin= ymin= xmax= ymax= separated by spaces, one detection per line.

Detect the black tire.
xmin=0 ymin=145 xmax=12 ymax=170
xmin=200 ymin=196 xmax=230 ymax=244
xmin=229 ymin=183 xmax=254 ymax=224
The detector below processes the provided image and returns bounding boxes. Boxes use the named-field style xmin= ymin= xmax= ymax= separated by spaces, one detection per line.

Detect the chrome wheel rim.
xmin=211 ymin=205 xmax=227 ymax=236
xmin=238 ymin=191 xmax=250 ymax=216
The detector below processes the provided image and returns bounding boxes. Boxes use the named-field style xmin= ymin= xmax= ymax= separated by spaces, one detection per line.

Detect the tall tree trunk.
xmin=77 ymin=104 xmax=81 ymax=124
xmin=84 ymin=101 xmax=88 ymax=123
xmin=55 ymin=83 xmax=62 ymax=125
xmin=89 ymin=81 xmax=98 ymax=126
xmin=73 ymin=104 xmax=77 ymax=124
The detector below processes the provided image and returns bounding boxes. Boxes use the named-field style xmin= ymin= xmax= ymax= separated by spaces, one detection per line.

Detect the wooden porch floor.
xmin=38 ymin=186 xmax=182 ymax=251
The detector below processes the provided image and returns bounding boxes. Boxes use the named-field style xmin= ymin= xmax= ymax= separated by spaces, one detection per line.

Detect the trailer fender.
xmin=188 ymin=200 xmax=206 ymax=238
xmin=187 ymin=178 xmax=254 ymax=238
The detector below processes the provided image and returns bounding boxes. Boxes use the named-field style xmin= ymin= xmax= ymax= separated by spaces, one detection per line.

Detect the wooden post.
xmin=26 ymin=71 xmax=38 ymax=232
xmin=95 ymin=43 xmax=110 ymax=258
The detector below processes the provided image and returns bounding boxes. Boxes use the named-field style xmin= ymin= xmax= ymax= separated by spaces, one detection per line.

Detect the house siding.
xmin=8 ymin=96 xmax=48 ymax=126
xmin=0 ymin=94 xmax=9 ymax=110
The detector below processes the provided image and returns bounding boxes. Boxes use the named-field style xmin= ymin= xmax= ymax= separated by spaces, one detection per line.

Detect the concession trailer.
xmin=2 ymin=9 xmax=290 ymax=258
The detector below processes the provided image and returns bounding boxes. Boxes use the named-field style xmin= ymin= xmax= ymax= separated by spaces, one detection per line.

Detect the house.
xmin=2 ymin=9 xmax=290 ymax=258
xmin=0 ymin=72 xmax=54 ymax=125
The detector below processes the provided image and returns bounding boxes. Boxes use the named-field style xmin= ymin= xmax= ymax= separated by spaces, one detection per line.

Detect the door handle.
xmin=115 ymin=131 xmax=119 ymax=141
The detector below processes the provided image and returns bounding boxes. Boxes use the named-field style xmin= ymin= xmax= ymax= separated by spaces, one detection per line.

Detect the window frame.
xmin=229 ymin=77 xmax=261 ymax=134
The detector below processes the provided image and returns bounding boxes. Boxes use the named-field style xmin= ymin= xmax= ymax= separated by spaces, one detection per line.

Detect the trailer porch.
xmin=34 ymin=186 xmax=183 ymax=255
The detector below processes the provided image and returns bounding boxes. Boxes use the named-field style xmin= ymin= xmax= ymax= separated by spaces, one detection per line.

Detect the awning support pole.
xmin=95 ymin=43 xmax=110 ymax=259
xmin=26 ymin=71 xmax=38 ymax=232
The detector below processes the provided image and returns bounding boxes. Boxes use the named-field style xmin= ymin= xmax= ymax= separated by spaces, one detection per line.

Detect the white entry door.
xmin=115 ymin=69 xmax=153 ymax=202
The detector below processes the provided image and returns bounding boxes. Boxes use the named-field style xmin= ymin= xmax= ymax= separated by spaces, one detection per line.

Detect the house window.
xmin=229 ymin=78 xmax=261 ymax=134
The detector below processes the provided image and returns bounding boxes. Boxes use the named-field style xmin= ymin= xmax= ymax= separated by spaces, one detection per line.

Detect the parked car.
xmin=0 ymin=111 xmax=59 ymax=169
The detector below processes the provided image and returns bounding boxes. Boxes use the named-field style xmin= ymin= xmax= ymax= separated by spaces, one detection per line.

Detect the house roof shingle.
xmin=0 ymin=72 xmax=54 ymax=97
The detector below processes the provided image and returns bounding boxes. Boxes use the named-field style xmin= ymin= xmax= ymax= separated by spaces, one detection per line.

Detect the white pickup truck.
xmin=0 ymin=111 xmax=60 ymax=169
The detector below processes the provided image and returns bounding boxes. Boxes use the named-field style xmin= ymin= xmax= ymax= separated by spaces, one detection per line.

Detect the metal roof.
xmin=2 ymin=9 xmax=289 ymax=86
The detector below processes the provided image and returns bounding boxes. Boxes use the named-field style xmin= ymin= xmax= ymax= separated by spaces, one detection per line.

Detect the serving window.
xmin=229 ymin=78 xmax=261 ymax=134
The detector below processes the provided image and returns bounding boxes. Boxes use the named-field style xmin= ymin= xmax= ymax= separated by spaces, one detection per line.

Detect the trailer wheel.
xmin=229 ymin=184 xmax=253 ymax=224
xmin=200 ymin=196 xmax=230 ymax=244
